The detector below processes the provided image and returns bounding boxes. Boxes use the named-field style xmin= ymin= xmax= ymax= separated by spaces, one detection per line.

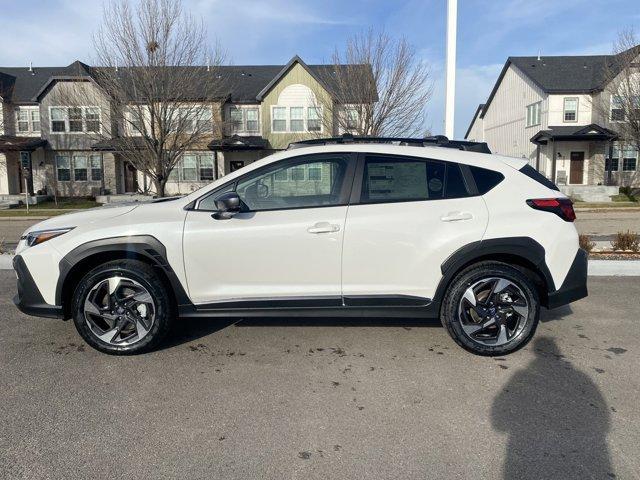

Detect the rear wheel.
xmin=440 ymin=261 xmax=539 ymax=356
xmin=72 ymin=259 xmax=173 ymax=355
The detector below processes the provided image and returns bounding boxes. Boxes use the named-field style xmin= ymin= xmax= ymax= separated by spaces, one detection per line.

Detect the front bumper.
xmin=545 ymin=248 xmax=588 ymax=309
xmin=13 ymin=255 xmax=63 ymax=319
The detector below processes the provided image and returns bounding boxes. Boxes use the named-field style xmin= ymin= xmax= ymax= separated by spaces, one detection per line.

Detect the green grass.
xmin=14 ymin=197 xmax=100 ymax=210
xmin=0 ymin=209 xmax=76 ymax=217
xmin=574 ymin=201 xmax=640 ymax=209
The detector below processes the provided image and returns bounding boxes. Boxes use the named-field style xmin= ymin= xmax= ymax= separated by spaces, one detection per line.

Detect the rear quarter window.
xmin=519 ymin=164 xmax=560 ymax=191
xmin=469 ymin=165 xmax=504 ymax=195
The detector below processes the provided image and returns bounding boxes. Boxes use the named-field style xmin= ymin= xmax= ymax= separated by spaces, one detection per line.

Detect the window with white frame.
xmin=272 ymin=107 xmax=287 ymax=132
xmin=606 ymin=145 xmax=620 ymax=172
xmin=230 ymin=108 xmax=243 ymax=132
xmin=563 ymin=97 xmax=578 ymax=122
xmin=126 ymin=107 xmax=145 ymax=135
xmin=246 ymin=108 xmax=259 ymax=132
xmin=345 ymin=107 xmax=359 ymax=130
xmin=50 ymin=107 xmax=101 ymax=133
xmin=526 ymin=102 xmax=541 ymax=127
xmin=622 ymin=145 xmax=638 ymax=171
xmin=56 ymin=154 xmax=71 ymax=181
xmin=170 ymin=153 xmax=216 ymax=182
xmin=15 ymin=107 xmax=40 ymax=133
xmin=74 ymin=155 xmax=88 ymax=181
xmin=90 ymin=154 xmax=103 ymax=181
xmin=271 ymin=106 xmax=322 ymax=133
xmin=180 ymin=107 xmax=213 ymax=133
xmin=290 ymin=107 xmax=304 ymax=132
xmin=227 ymin=106 xmax=259 ymax=134
xmin=611 ymin=95 xmax=625 ymax=121
xmin=307 ymin=107 xmax=321 ymax=132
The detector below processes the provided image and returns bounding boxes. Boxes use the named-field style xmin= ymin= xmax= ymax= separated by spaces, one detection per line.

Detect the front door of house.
xmin=124 ymin=161 xmax=138 ymax=193
xmin=569 ymin=152 xmax=585 ymax=184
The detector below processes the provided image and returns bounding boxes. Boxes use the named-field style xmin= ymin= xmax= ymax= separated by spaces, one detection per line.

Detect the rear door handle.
xmin=307 ymin=222 xmax=341 ymax=234
xmin=440 ymin=211 xmax=473 ymax=222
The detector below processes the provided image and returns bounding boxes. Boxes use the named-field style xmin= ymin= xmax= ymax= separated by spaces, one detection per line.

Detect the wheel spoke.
xmin=495 ymin=324 xmax=508 ymax=344
xmin=511 ymin=304 xmax=528 ymax=318
xmin=461 ymin=317 xmax=496 ymax=335
xmin=462 ymin=287 xmax=477 ymax=307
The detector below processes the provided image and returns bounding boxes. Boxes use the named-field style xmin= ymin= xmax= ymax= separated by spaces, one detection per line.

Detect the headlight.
xmin=22 ymin=228 xmax=74 ymax=247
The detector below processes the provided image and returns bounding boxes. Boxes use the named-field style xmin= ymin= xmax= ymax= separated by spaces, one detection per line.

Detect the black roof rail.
xmin=287 ymin=134 xmax=492 ymax=154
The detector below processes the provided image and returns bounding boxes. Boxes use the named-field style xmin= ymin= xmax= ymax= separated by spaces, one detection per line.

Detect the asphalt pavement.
xmin=1 ymin=272 xmax=639 ymax=479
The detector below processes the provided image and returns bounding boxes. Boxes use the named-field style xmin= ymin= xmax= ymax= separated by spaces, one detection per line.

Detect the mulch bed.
xmin=589 ymin=252 xmax=640 ymax=260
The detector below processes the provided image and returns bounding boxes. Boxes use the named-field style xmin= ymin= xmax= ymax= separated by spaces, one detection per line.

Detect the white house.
xmin=465 ymin=50 xmax=639 ymax=195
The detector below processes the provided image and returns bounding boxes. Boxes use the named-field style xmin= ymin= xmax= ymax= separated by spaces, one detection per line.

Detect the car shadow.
xmin=540 ymin=304 xmax=573 ymax=323
xmin=159 ymin=316 xmax=441 ymax=350
xmin=491 ymin=336 xmax=613 ymax=479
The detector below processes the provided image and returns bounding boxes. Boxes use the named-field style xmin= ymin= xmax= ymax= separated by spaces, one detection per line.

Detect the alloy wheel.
xmin=83 ymin=276 xmax=156 ymax=346
xmin=457 ymin=277 xmax=530 ymax=347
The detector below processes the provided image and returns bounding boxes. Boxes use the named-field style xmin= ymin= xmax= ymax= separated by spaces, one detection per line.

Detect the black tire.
xmin=440 ymin=261 xmax=540 ymax=356
xmin=72 ymin=259 xmax=174 ymax=355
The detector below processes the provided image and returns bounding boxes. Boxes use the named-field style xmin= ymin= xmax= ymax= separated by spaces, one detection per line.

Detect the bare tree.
xmin=69 ymin=0 xmax=227 ymax=197
xmin=316 ymin=29 xmax=432 ymax=138
xmin=595 ymin=28 xmax=640 ymax=187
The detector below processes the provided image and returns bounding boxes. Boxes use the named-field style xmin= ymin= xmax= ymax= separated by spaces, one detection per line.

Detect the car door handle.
xmin=307 ymin=222 xmax=341 ymax=234
xmin=440 ymin=211 xmax=473 ymax=222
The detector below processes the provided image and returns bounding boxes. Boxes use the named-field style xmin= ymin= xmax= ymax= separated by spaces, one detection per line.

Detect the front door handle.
xmin=441 ymin=211 xmax=473 ymax=222
xmin=307 ymin=222 xmax=341 ymax=234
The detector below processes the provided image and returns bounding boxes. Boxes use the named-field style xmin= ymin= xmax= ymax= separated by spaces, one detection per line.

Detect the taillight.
xmin=526 ymin=198 xmax=576 ymax=222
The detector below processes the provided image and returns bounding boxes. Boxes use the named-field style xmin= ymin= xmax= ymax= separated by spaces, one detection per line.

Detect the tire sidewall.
xmin=72 ymin=260 xmax=172 ymax=355
xmin=442 ymin=263 xmax=540 ymax=356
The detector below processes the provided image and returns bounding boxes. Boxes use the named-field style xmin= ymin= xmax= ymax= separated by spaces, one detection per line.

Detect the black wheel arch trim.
xmin=435 ymin=237 xmax=556 ymax=307
xmin=56 ymin=235 xmax=191 ymax=316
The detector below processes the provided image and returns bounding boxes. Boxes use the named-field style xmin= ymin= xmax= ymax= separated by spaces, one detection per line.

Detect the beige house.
xmin=0 ymin=56 xmax=373 ymax=199
xmin=465 ymin=50 xmax=639 ymax=193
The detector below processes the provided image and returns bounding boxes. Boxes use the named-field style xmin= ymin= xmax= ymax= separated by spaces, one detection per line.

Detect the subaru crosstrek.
xmin=13 ymin=137 xmax=587 ymax=356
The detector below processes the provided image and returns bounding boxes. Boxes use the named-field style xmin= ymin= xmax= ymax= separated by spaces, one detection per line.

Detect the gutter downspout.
xmin=551 ymin=139 xmax=557 ymax=184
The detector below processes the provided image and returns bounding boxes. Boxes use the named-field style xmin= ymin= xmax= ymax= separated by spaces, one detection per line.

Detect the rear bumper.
xmin=12 ymin=255 xmax=63 ymax=319
xmin=545 ymin=248 xmax=588 ymax=309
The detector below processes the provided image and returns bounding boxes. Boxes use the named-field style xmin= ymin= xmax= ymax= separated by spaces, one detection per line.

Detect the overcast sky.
xmin=1 ymin=0 xmax=639 ymax=138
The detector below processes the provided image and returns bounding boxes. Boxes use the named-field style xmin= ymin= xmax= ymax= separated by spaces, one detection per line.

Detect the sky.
xmin=1 ymin=0 xmax=639 ymax=138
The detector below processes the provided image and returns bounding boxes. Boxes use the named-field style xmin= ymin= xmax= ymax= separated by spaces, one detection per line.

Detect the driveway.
xmin=1 ymin=272 xmax=638 ymax=479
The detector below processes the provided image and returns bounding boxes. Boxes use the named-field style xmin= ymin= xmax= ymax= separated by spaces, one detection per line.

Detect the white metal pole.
xmin=444 ymin=0 xmax=457 ymax=139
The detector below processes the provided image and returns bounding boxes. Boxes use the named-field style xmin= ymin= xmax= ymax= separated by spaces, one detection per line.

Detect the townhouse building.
xmin=465 ymin=48 xmax=640 ymax=196
xmin=0 ymin=56 xmax=372 ymax=199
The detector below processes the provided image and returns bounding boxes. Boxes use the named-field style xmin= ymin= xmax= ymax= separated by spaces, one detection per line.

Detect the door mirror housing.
xmin=212 ymin=191 xmax=241 ymax=220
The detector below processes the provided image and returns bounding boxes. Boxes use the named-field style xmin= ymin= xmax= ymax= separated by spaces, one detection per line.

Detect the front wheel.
xmin=72 ymin=259 xmax=174 ymax=355
xmin=440 ymin=261 xmax=540 ymax=356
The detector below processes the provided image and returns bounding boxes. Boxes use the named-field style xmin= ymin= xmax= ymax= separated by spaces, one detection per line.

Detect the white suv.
xmin=13 ymin=137 xmax=587 ymax=356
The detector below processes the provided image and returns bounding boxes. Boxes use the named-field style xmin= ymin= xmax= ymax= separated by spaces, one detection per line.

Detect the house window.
xmin=307 ymin=107 xmax=321 ymax=132
xmin=51 ymin=108 xmax=67 ymax=132
xmin=345 ymin=107 xmax=359 ymax=130
xmin=85 ymin=108 xmax=101 ymax=132
xmin=526 ymin=102 xmax=541 ymax=127
xmin=308 ymin=166 xmax=322 ymax=180
xmin=16 ymin=107 xmax=40 ymax=133
xmin=563 ymin=98 xmax=578 ymax=122
xmin=199 ymin=154 xmax=214 ymax=181
xmin=230 ymin=108 xmax=243 ymax=132
xmin=73 ymin=156 xmax=88 ymax=181
xmin=90 ymin=154 xmax=103 ymax=181
xmin=50 ymin=106 xmax=101 ymax=133
xmin=182 ymin=154 xmax=198 ymax=181
xmin=272 ymin=107 xmax=287 ymax=132
xmin=605 ymin=146 xmax=619 ymax=172
xmin=290 ymin=107 xmax=304 ymax=132
xmin=291 ymin=166 xmax=305 ymax=181
xmin=56 ymin=155 xmax=71 ymax=181
xmin=622 ymin=146 xmax=638 ymax=171
xmin=611 ymin=95 xmax=625 ymax=122
xmin=246 ymin=109 xmax=259 ymax=132
xmin=195 ymin=108 xmax=212 ymax=132
xmin=69 ymin=108 xmax=83 ymax=132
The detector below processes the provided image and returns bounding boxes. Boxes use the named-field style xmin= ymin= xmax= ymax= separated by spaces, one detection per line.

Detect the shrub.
xmin=579 ymin=234 xmax=596 ymax=253
xmin=611 ymin=230 xmax=640 ymax=252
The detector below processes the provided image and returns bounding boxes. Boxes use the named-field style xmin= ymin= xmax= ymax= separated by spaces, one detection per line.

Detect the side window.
xmin=361 ymin=156 xmax=470 ymax=203
xmin=234 ymin=156 xmax=349 ymax=211
xmin=469 ymin=165 xmax=504 ymax=194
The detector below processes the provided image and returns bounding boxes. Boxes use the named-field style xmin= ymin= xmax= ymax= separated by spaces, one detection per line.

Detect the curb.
xmin=1 ymin=255 xmax=640 ymax=276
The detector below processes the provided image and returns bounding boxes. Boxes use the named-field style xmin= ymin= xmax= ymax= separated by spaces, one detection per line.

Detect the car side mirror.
xmin=212 ymin=191 xmax=241 ymax=220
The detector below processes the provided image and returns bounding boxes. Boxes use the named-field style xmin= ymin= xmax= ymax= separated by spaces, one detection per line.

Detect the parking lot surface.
xmin=1 ymin=272 xmax=639 ymax=479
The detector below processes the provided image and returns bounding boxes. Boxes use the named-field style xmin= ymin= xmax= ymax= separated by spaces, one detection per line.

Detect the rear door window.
xmin=360 ymin=155 xmax=470 ymax=203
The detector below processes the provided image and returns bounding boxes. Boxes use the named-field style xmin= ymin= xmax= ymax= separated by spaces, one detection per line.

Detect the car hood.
xmin=23 ymin=204 xmax=139 ymax=234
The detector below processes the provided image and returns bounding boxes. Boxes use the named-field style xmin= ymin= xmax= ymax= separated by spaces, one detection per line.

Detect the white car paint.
xmin=16 ymin=143 xmax=578 ymax=309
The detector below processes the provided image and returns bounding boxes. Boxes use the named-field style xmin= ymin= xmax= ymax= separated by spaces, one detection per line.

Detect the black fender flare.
xmin=56 ymin=235 xmax=191 ymax=311
xmin=432 ymin=236 xmax=555 ymax=307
